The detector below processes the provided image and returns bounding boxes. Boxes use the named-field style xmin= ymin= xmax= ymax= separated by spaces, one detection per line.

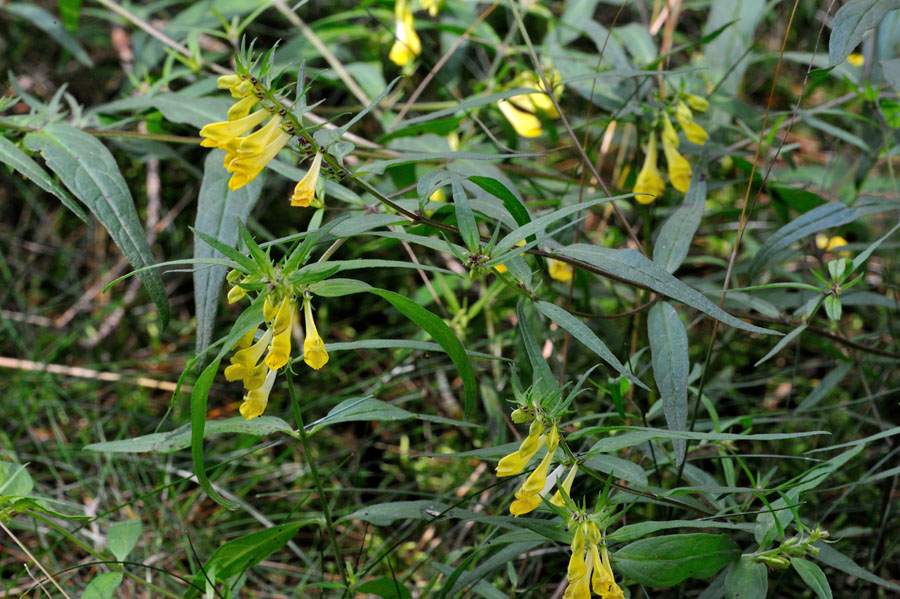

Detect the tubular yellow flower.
xmin=236 ymin=114 xmax=285 ymax=156
xmin=263 ymin=295 xmax=279 ymax=324
xmin=218 ymin=74 xmax=253 ymax=99
xmin=548 ymin=259 xmax=574 ymax=283
xmin=509 ymin=493 xmax=543 ymax=517
xmin=599 ymin=544 xmax=625 ymax=599
xmin=303 ymin=299 xmax=329 ymax=370
xmin=227 ymin=129 xmax=292 ymax=191
xmin=515 ymin=449 xmax=555 ymax=497
xmin=291 ymin=152 xmax=324 ymax=207
xmin=496 ymin=420 xmax=544 ymax=477
xmin=243 ymin=362 xmax=269 ymax=391
xmin=217 ymin=74 xmax=241 ymax=90
xmin=497 ymin=99 xmax=543 ymax=138
xmin=389 ymin=0 xmax=421 ymax=66
xmin=550 ymin=464 xmax=579 ymax=507
xmin=199 ymin=109 xmax=269 ymax=149
xmin=568 ymin=527 xmax=587 ymax=581
xmin=224 ymin=328 xmax=273 ymax=383
xmin=662 ymin=118 xmax=692 ymax=193
xmin=227 ymin=94 xmax=260 ymax=121
xmin=633 ymin=136 xmax=665 ymax=204
xmin=847 ymin=53 xmax=864 ymax=67
xmin=265 ymin=299 xmax=294 ymax=370
xmin=675 ymin=101 xmax=708 ymax=145
xmin=240 ymin=368 xmax=277 ymax=420
xmin=271 ymin=297 xmax=293 ymax=335
xmin=510 ymin=71 xmax=564 ymax=119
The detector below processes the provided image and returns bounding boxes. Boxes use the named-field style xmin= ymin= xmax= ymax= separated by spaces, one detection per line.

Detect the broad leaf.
xmin=724 ymin=556 xmax=767 ymax=599
xmin=613 ymin=533 xmax=740 ymax=587
xmin=829 ymin=0 xmax=900 ymax=66
xmin=108 ymin=519 xmax=142 ymax=562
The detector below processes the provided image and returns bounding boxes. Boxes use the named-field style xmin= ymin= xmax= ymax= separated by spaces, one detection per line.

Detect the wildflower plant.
xmin=2 ymin=3 xmax=900 ymax=599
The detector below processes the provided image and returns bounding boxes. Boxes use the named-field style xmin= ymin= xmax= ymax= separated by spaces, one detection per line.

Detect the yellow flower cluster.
xmin=565 ymin=520 xmax=624 ymax=599
xmin=633 ymin=95 xmax=708 ymax=204
xmin=498 ymin=70 xmax=564 ymax=138
xmin=200 ymin=74 xmax=292 ymax=191
xmin=224 ymin=276 xmax=330 ymax=419
xmin=389 ymin=0 xmax=422 ymax=67
xmin=496 ymin=417 xmax=570 ymax=516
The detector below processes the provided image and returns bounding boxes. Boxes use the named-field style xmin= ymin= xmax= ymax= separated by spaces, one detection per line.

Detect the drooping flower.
xmin=302 ymin=298 xmax=329 ymax=370
xmin=633 ymin=135 xmax=665 ymax=204
xmin=548 ymin=258 xmax=574 ymax=283
xmin=227 ymin=94 xmax=261 ymax=121
xmin=661 ymin=116 xmax=692 ymax=193
xmin=226 ymin=114 xmax=292 ymax=191
xmin=291 ymin=152 xmax=324 ymax=207
xmin=199 ymin=109 xmax=270 ymax=149
xmin=684 ymin=93 xmax=709 ymax=113
xmin=224 ymin=328 xmax=274 ymax=384
xmin=265 ymin=298 xmax=294 ymax=370
xmin=240 ymin=368 xmax=277 ymax=420
xmin=496 ymin=419 xmax=544 ymax=477
xmin=389 ymin=0 xmax=422 ymax=67
xmin=675 ymin=101 xmax=708 ymax=146
xmin=550 ymin=464 xmax=579 ymax=507
xmin=509 ymin=70 xmax=564 ymax=119
xmin=497 ymin=99 xmax=543 ymax=138
xmin=506 ymin=424 xmax=561 ymax=517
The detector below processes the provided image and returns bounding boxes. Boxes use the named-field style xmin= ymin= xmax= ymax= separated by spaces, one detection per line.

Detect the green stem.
xmin=285 ymin=368 xmax=350 ymax=593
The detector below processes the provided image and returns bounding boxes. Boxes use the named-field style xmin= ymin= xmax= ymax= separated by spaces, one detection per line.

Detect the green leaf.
xmin=517 ymin=301 xmax=558 ymax=398
xmin=84 ymin=416 xmax=291 ymax=454
xmin=648 ymin=302 xmax=689 ymax=465
xmin=724 ymin=556 xmax=767 ymax=599
xmin=451 ymin=177 xmax=479 ymax=252
xmin=357 ymin=577 xmax=412 ymax=599
xmin=754 ymin=324 xmax=808 ymax=367
xmin=653 ymin=150 xmax=707 ymax=273
xmin=0 ymin=462 xmax=34 ymax=497
xmin=468 ymin=176 xmax=531 ymax=228
xmin=307 ymin=397 xmax=414 ymax=433
xmin=607 ymin=520 xmax=754 ymax=544
xmin=791 ymin=558 xmax=832 ymax=599
xmin=494 ymin=196 xmax=619 ymax=255
xmin=24 ymin=124 xmax=169 ymax=327
xmin=613 ymin=533 xmax=740 ymax=587
xmin=59 ymin=0 xmax=82 ymax=33
xmin=206 ymin=522 xmax=308 ymax=579
xmin=0 ymin=135 xmax=88 ymax=223
xmin=829 ymin=0 xmax=900 ymax=66
xmin=108 ymin=519 xmax=142 ymax=562
xmin=748 ymin=197 xmax=900 ymax=280
xmin=813 ymin=543 xmax=900 ymax=592
xmin=193 ymin=150 xmax=264 ymax=355
xmin=534 ymin=300 xmax=645 ymax=390
xmin=82 ymin=572 xmax=123 ymax=599
xmin=3 ymin=3 xmax=93 ymax=66
xmin=556 ymin=245 xmax=776 ymax=335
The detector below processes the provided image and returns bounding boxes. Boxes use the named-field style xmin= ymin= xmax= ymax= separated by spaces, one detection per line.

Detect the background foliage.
xmin=1 ymin=1 xmax=899 ymax=598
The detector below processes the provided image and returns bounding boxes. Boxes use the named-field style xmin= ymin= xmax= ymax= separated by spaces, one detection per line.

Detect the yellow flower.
xmin=633 ymin=136 xmax=665 ymax=204
xmin=548 ymin=258 xmax=574 ymax=283
xmin=227 ymin=284 xmax=247 ymax=303
xmin=550 ymin=464 xmax=578 ymax=507
xmin=291 ymin=152 xmax=324 ymax=207
xmin=596 ymin=544 xmax=625 ymax=599
xmin=496 ymin=420 xmax=544 ymax=477
xmin=494 ymin=239 xmax=526 ymax=274
xmin=506 ymin=424 xmax=559 ymax=516
xmin=240 ymin=368 xmax=276 ymax=420
xmin=234 ymin=326 xmax=257 ymax=350
xmin=421 ymin=0 xmax=442 ymax=16
xmin=227 ymin=94 xmax=260 ymax=121
xmin=684 ymin=93 xmax=709 ymax=112
xmin=199 ymin=109 xmax=269 ymax=149
xmin=662 ymin=117 xmax=692 ymax=193
xmin=303 ymin=299 xmax=329 ymax=370
xmin=509 ymin=493 xmax=543 ymax=516
xmin=815 ymin=234 xmax=851 ymax=256
xmin=847 ymin=53 xmax=864 ymax=67
xmin=497 ymin=99 xmax=543 ymax=138
xmin=217 ymin=74 xmax=253 ymax=99
xmin=509 ymin=70 xmax=564 ymax=119
xmin=515 ymin=449 xmax=554 ymax=497
xmin=675 ymin=101 xmax=708 ymax=146
xmin=224 ymin=328 xmax=273 ymax=384
xmin=227 ymin=119 xmax=292 ymax=191
xmin=564 ymin=526 xmax=593 ymax=599
xmin=265 ymin=299 xmax=294 ymax=370
xmin=389 ymin=0 xmax=421 ymax=66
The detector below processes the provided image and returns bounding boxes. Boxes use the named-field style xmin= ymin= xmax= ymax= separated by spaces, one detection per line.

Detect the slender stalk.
xmin=285 ymin=368 xmax=350 ymax=593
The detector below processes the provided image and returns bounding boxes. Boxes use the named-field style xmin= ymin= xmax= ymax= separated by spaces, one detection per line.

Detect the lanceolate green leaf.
xmin=829 ymin=0 xmax=900 ymax=66
xmin=24 ymin=123 xmax=169 ymax=327
xmin=748 ymin=197 xmax=900 ymax=279
xmin=0 ymin=135 xmax=88 ymax=223
xmin=468 ymin=176 xmax=531 ymax=228
xmin=205 ymin=522 xmax=309 ymax=578
xmin=791 ymin=558 xmax=832 ymax=599
xmin=557 ymin=244 xmax=776 ymax=335
xmin=613 ymin=533 xmax=740 ymax=587
xmin=653 ymin=150 xmax=708 ymax=273
xmin=534 ymin=300 xmax=646 ymax=389
xmin=724 ymin=556 xmax=767 ymax=599
xmin=648 ymin=302 xmax=689 ymax=465
xmin=194 ymin=150 xmax=264 ymax=355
